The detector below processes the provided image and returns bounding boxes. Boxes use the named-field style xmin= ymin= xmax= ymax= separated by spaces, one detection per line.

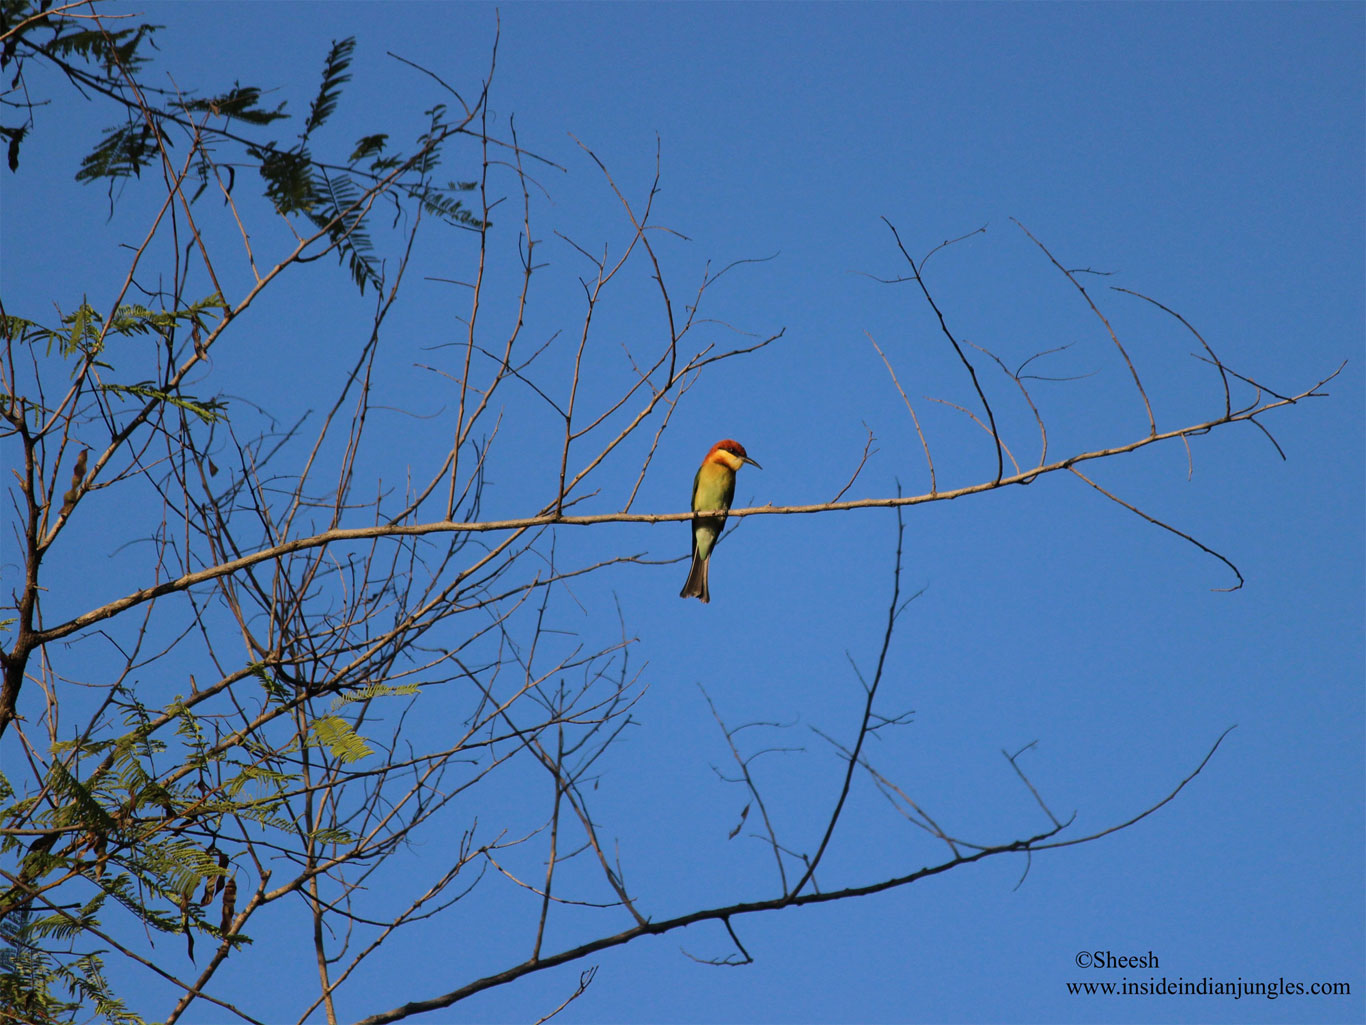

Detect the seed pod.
xmin=220 ymin=876 xmax=237 ymax=934
xmin=59 ymin=448 xmax=89 ymax=517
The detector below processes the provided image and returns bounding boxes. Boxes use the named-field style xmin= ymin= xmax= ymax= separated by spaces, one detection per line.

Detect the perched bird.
xmin=680 ymin=439 xmax=761 ymax=603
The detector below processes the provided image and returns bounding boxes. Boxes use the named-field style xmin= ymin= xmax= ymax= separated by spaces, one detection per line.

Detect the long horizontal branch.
xmin=352 ymin=826 xmax=1058 ymax=1025
xmin=352 ymin=713 xmax=1232 ymax=1024
xmin=34 ymin=376 xmax=1334 ymax=647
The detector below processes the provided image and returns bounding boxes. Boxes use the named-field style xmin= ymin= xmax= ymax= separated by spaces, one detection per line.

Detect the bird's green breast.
xmin=692 ymin=461 xmax=736 ymax=511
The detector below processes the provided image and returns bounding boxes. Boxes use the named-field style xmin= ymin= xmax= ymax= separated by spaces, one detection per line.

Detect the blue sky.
xmin=3 ymin=2 xmax=1363 ymax=1024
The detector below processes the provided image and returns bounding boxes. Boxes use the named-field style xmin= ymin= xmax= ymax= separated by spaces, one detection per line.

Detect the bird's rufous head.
xmin=705 ymin=439 xmax=761 ymax=471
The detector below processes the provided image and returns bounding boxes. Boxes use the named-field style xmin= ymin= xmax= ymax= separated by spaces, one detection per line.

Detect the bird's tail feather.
xmin=680 ymin=552 xmax=710 ymax=603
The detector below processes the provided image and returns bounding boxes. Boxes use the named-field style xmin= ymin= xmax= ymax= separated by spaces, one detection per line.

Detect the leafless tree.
xmin=0 ymin=6 xmax=1339 ymax=1023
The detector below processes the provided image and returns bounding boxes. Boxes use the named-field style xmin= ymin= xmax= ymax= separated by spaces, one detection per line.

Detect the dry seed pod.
xmin=59 ymin=448 xmax=89 ymax=517
xmin=220 ymin=876 xmax=237 ymax=934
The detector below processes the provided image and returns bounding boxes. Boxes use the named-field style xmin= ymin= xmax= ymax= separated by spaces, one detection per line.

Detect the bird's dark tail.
xmin=679 ymin=552 xmax=710 ymax=603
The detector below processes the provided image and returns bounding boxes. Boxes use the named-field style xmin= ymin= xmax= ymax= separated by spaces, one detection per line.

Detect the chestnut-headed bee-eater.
xmin=680 ymin=439 xmax=761 ymax=603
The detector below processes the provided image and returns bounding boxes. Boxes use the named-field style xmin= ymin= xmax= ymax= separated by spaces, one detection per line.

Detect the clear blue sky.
xmin=3 ymin=3 xmax=1362 ymax=1023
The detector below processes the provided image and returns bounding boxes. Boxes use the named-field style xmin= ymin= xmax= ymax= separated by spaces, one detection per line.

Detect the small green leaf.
xmin=306 ymin=716 xmax=373 ymax=763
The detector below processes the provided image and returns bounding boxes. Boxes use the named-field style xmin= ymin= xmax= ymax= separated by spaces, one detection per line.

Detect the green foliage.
xmin=1 ymin=674 xmax=335 ymax=1022
xmin=419 ymin=180 xmax=484 ymax=228
xmin=247 ymin=661 xmax=290 ymax=705
xmin=0 ymin=687 xmax=298 ymax=1011
xmin=10 ymin=3 xmax=488 ymax=297
xmin=0 ymin=572 xmax=419 ymax=1020
xmin=254 ymin=146 xmax=315 ymax=215
xmin=222 ymin=763 xmax=295 ymax=807
xmin=0 ymin=824 xmax=143 ymax=1025
xmin=248 ymin=142 xmax=386 ymax=290
xmin=38 ymin=20 xmax=160 ymax=77
xmin=0 ymin=906 xmax=81 ymax=1025
xmin=307 ymin=715 xmax=374 ymax=763
xmin=349 ymin=132 xmax=389 ymax=164
xmin=304 ymin=38 xmax=355 ymax=139
xmin=108 ymin=293 xmax=227 ymax=335
xmin=98 ymin=382 xmax=227 ymax=424
xmin=75 ymin=122 xmax=156 ymax=184
xmin=56 ymin=301 xmax=105 ymax=362
xmin=2 ymin=1 xmax=163 ymax=174
xmin=28 ymin=295 xmax=225 ymax=364
xmin=406 ymin=105 xmax=484 ymax=231
xmin=244 ymin=37 xmax=395 ymax=291
xmin=3 ymin=8 xmax=462 ymax=1018
xmin=184 ymin=85 xmax=289 ymax=126
xmin=46 ymin=762 xmax=115 ymax=836
xmin=333 ymin=682 xmax=421 ymax=705
xmin=308 ymin=826 xmax=357 ymax=846
xmin=308 ymin=168 xmax=384 ymax=292
xmin=14 ymin=297 xmax=230 ymax=426
xmin=140 ymin=840 xmax=227 ymax=901
xmin=238 ymin=38 xmax=391 ymax=291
